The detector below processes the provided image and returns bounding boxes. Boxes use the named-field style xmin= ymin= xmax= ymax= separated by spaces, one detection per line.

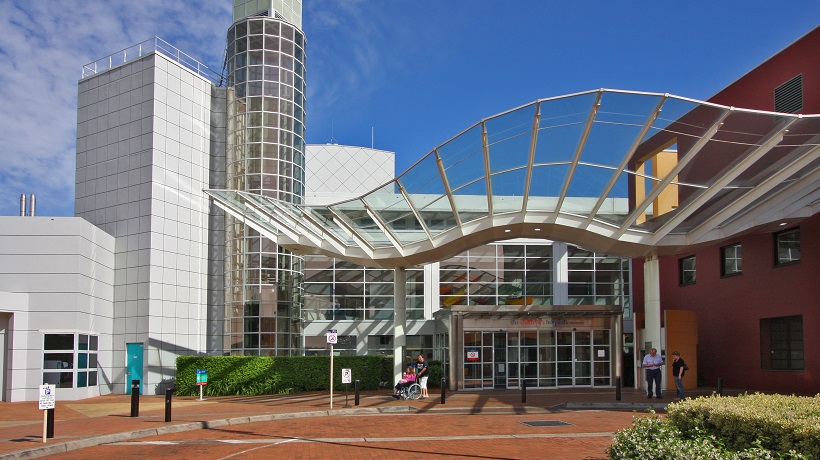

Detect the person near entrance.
xmin=671 ymin=351 xmax=687 ymax=400
xmin=642 ymin=348 xmax=663 ymax=399
xmin=416 ymin=354 xmax=429 ymax=398
xmin=393 ymin=366 xmax=416 ymax=399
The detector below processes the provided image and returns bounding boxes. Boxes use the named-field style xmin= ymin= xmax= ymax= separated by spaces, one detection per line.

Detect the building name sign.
xmin=510 ymin=318 xmax=593 ymax=328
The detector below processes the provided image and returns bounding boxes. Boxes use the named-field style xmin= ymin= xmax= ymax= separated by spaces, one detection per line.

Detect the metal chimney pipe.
xmin=20 ymin=194 xmax=26 ymax=216
xmin=30 ymin=194 xmax=36 ymax=217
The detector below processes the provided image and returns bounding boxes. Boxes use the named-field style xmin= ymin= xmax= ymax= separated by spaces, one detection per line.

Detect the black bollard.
xmin=354 ymin=380 xmax=360 ymax=406
xmin=165 ymin=387 xmax=174 ymax=422
xmin=717 ymin=377 xmax=723 ymax=396
xmin=440 ymin=377 xmax=446 ymax=404
xmin=616 ymin=376 xmax=622 ymax=401
xmin=46 ymin=408 xmax=55 ymax=438
xmin=130 ymin=379 xmax=140 ymax=417
xmin=521 ymin=379 xmax=527 ymax=404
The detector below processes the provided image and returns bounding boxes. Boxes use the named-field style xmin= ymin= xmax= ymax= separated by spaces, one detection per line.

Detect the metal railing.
xmin=81 ymin=37 xmax=222 ymax=84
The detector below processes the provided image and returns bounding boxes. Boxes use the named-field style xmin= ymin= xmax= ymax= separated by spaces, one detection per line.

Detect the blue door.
xmin=126 ymin=343 xmax=144 ymax=395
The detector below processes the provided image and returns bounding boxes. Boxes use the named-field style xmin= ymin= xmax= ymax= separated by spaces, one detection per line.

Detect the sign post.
xmin=196 ymin=369 xmax=208 ymax=401
xmin=342 ymin=368 xmax=352 ymax=408
xmin=38 ymin=384 xmax=55 ymax=443
xmin=326 ymin=330 xmax=337 ymax=408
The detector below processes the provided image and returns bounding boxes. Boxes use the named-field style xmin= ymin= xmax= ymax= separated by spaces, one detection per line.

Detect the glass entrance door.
xmin=492 ymin=332 xmax=506 ymax=389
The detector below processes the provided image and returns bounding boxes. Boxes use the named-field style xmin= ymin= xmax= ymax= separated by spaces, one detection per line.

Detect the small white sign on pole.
xmin=39 ymin=384 xmax=55 ymax=443
xmin=326 ymin=329 xmax=338 ymax=344
xmin=342 ymin=368 xmax=352 ymax=384
xmin=39 ymin=384 xmax=55 ymax=410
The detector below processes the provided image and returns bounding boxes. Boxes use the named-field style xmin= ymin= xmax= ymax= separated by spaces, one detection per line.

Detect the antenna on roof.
xmin=327 ymin=120 xmax=338 ymax=145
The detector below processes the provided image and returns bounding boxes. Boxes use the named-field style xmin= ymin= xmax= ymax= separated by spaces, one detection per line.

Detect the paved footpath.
xmin=0 ymin=388 xmax=724 ymax=459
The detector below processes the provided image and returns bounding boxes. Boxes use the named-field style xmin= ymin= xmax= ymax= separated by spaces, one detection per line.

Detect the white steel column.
xmin=393 ymin=267 xmax=407 ymax=384
xmin=643 ymin=256 xmax=662 ymax=390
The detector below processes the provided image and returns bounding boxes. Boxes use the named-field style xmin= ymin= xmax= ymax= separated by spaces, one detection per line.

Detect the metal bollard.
xmin=717 ymin=377 xmax=723 ymax=396
xmin=521 ymin=379 xmax=527 ymax=404
xmin=616 ymin=376 xmax=622 ymax=401
xmin=46 ymin=408 xmax=55 ymax=438
xmin=354 ymin=380 xmax=360 ymax=406
xmin=165 ymin=387 xmax=174 ymax=422
xmin=130 ymin=379 xmax=140 ymax=417
xmin=440 ymin=377 xmax=446 ymax=404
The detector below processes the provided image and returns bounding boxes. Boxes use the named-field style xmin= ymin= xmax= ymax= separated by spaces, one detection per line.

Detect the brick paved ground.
xmin=0 ymin=387 xmax=730 ymax=459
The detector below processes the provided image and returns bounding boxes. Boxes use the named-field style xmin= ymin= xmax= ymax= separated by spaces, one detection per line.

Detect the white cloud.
xmin=0 ymin=0 xmax=230 ymax=216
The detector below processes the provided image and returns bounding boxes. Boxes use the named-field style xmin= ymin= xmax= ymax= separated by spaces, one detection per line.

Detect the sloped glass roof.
xmin=207 ymin=89 xmax=820 ymax=267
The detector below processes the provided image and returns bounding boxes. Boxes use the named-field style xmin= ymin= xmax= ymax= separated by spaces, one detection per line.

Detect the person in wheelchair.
xmin=392 ymin=367 xmax=416 ymax=399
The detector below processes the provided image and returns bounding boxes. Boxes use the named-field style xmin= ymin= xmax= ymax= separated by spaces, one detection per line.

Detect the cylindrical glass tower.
xmin=224 ymin=14 xmax=306 ymax=355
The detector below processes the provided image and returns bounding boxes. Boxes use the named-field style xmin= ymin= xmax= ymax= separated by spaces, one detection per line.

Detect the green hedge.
xmin=175 ymin=356 xmax=444 ymax=396
xmin=608 ymin=393 xmax=820 ymax=459
xmin=667 ymin=393 xmax=820 ymax=458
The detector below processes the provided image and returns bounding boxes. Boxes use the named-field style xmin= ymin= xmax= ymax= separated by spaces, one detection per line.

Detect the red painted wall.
xmin=709 ymin=26 xmax=820 ymax=113
xmin=633 ymin=28 xmax=820 ymax=394
xmin=650 ymin=214 xmax=819 ymax=394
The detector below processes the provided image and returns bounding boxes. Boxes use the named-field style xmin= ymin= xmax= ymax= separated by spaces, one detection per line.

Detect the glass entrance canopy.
xmin=207 ymin=89 xmax=820 ymax=268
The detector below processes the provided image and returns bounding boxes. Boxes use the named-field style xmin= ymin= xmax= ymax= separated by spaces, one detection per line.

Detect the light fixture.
xmin=534 ymin=228 xmax=541 ymax=231
xmin=779 ymin=222 xmax=788 ymax=226
xmin=504 ymin=229 xmax=511 ymax=233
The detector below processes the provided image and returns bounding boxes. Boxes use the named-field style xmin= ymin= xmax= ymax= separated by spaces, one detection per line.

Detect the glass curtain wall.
xmin=440 ymin=243 xmax=554 ymax=307
xmin=225 ymin=16 xmax=306 ymax=355
xmin=303 ymin=256 xmax=424 ymax=321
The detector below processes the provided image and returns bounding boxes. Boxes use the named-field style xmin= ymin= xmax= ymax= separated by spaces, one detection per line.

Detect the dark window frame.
xmin=720 ymin=243 xmax=742 ymax=277
xmin=774 ymin=227 xmax=800 ymax=267
xmin=679 ymin=255 xmax=696 ymax=286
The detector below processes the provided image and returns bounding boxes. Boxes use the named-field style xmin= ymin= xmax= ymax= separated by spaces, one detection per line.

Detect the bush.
xmin=608 ymin=393 xmax=820 ymax=459
xmin=175 ymin=355 xmax=392 ymax=396
xmin=667 ymin=393 xmax=820 ymax=458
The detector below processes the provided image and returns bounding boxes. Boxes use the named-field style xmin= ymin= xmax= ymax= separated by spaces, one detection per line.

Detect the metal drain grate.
xmin=520 ymin=420 xmax=572 ymax=427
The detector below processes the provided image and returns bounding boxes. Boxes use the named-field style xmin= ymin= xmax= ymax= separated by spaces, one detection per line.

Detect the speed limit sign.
xmin=326 ymin=329 xmax=337 ymax=344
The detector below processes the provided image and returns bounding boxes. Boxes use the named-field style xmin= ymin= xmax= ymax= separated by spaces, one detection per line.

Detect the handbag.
xmin=683 ymin=363 xmax=689 ymax=371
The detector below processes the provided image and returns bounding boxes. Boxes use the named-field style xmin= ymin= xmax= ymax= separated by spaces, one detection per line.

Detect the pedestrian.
xmin=642 ymin=347 xmax=663 ymax=399
xmin=393 ymin=366 xmax=416 ymax=399
xmin=671 ymin=351 xmax=687 ymax=400
xmin=416 ymin=353 xmax=429 ymax=398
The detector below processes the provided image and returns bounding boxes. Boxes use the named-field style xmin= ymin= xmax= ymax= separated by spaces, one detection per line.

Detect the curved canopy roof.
xmin=207 ymin=89 xmax=820 ymax=268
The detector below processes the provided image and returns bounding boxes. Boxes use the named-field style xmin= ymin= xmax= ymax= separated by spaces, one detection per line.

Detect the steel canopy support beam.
xmin=555 ymin=90 xmax=603 ymax=214
xmin=482 ymin=121 xmax=494 ymax=218
xmin=616 ymin=109 xmax=731 ymax=239
xmin=436 ymin=149 xmax=463 ymax=229
xmin=520 ymin=102 xmax=541 ymax=214
xmin=583 ymin=95 xmax=667 ymax=227
xmin=650 ymin=120 xmax=796 ymax=244
xmin=686 ymin=143 xmax=820 ymax=243
xmin=398 ymin=182 xmax=435 ymax=244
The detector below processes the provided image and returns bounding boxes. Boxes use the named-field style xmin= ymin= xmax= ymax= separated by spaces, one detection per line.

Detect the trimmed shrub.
xmin=608 ymin=393 xmax=820 ymax=459
xmin=667 ymin=393 xmax=820 ymax=458
xmin=176 ymin=355 xmax=392 ymax=396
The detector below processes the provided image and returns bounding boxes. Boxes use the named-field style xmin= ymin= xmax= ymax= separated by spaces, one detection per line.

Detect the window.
xmin=679 ymin=256 xmax=696 ymax=285
xmin=43 ymin=333 xmax=99 ymax=388
xmin=721 ymin=243 xmax=742 ymax=277
xmin=760 ymin=316 xmax=803 ymax=371
xmin=775 ymin=227 xmax=800 ymax=266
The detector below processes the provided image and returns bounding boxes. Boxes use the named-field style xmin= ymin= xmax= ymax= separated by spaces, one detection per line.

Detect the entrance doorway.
xmin=126 ymin=343 xmax=143 ymax=395
xmin=463 ymin=329 xmax=611 ymax=389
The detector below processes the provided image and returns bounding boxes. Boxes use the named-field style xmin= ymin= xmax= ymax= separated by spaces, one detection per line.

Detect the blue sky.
xmin=0 ymin=0 xmax=817 ymax=217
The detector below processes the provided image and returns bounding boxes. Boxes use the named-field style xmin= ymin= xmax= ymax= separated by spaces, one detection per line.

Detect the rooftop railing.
xmin=81 ymin=37 xmax=222 ymax=84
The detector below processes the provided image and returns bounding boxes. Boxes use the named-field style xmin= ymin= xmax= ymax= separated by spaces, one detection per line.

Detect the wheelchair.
xmin=398 ymin=382 xmax=422 ymax=400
